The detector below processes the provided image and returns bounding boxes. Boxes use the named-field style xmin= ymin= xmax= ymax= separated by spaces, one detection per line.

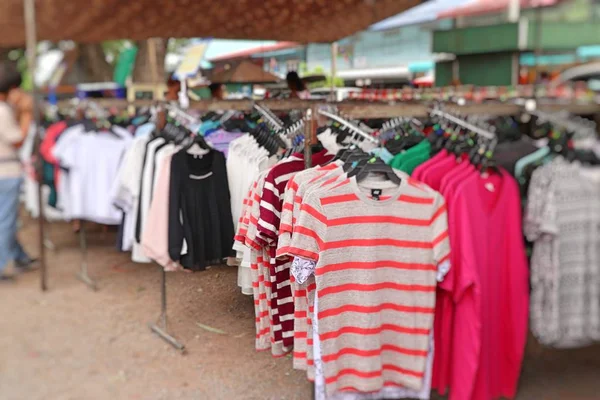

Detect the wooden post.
xmin=147 ymin=38 xmax=161 ymax=100
xmin=24 ymin=0 xmax=48 ymax=291
xmin=330 ymin=42 xmax=338 ymax=101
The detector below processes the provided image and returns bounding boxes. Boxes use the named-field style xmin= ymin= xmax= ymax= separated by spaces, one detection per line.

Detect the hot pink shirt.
xmin=412 ymin=149 xmax=448 ymax=181
xmin=449 ymin=169 xmax=529 ymax=400
xmin=415 ymin=152 xmax=469 ymax=395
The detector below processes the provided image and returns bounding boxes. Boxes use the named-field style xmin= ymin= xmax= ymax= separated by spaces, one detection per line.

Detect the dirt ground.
xmin=1 ymin=218 xmax=600 ymax=400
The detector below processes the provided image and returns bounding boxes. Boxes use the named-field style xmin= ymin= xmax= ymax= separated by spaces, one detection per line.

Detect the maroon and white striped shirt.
xmin=257 ymin=151 xmax=333 ymax=346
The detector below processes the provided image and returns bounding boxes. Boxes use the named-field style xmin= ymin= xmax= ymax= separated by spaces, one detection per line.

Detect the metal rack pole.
xmin=76 ymin=221 xmax=98 ymax=291
xmin=303 ymin=108 xmax=315 ymax=400
xmin=149 ymin=266 xmax=185 ymax=352
xmin=304 ymin=108 xmax=313 ymax=170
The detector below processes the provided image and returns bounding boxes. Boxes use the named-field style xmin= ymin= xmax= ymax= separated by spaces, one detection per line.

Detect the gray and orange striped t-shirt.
xmin=288 ymin=175 xmax=450 ymax=395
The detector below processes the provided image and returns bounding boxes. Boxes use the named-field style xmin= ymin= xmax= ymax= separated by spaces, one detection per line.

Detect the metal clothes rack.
xmin=317 ymin=109 xmax=379 ymax=144
xmin=430 ymin=108 xmax=496 ymax=140
xmin=77 ymin=221 xmax=98 ymax=291
xmin=149 ymin=267 xmax=185 ymax=352
xmin=148 ymin=103 xmax=201 ymax=352
xmin=149 ymin=102 xmax=302 ymax=352
xmin=254 ymin=103 xmax=284 ymax=130
xmin=530 ymin=109 xmax=597 ymax=137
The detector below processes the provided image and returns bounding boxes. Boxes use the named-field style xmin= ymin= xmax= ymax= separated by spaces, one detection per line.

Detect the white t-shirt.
xmin=55 ymin=129 xmax=131 ymax=224
xmin=112 ymin=135 xmax=152 ymax=252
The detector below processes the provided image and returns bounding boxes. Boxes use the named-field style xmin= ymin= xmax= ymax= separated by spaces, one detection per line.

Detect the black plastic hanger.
xmin=355 ymin=158 xmax=402 ymax=185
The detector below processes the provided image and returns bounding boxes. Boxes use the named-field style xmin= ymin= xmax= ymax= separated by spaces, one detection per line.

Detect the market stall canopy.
xmin=0 ymin=0 xmax=421 ymax=46
xmin=210 ymin=60 xmax=281 ymax=84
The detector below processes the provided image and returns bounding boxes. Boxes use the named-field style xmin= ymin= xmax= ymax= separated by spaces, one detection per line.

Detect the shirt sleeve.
xmin=275 ymin=178 xmax=298 ymax=258
xmin=524 ymin=165 xmax=555 ymax=240
xmin=0 ymin=104 xmax=22 ymax=145
xmin=287 ymin=192 xmax=327 ymax=262
xmin=245 ymin=177 xmax=267 ymax=251
xmin=168 ymin=153 xmax=185 ymax=262
xmin=430 ymin=192 xmax=451 ymax=268
xmin=257 ymin=169 xmax=281 ymax=244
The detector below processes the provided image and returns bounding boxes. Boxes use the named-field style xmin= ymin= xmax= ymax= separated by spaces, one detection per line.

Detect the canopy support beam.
xmin=330 ymin=42 xmax=338 ymax=100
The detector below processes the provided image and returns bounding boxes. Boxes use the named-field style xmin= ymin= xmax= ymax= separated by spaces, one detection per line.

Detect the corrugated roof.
xmin=370 ymin=0 xmax=475 ymax=31
xmin=0 ymin=0 xmax=421 ymax=46
xmin=210 ymin=60 xmax=281 ymax=84
xmin=438 ymin=0 xmax=560 ymax=19
xmin=209 ymin=42 xmax=299 ymax=62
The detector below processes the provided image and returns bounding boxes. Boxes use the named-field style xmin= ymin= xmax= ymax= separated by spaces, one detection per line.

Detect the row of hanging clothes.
xmin=234 ymin=105 xmax=600 ymax=400
xmin=522 ymin=111 xmax=600 ymax=350
xmin=387 ymin=108 xmax=529 ymax=400
xmin=112 ymin=104 xmax=244 ymax=270
xmin=112 ymin=103 xmax=318 ymax=273
xmin=34 ymin=104 xmax=135 ymax=227
xmin=233 ymin=110 xmax=450 ymax=400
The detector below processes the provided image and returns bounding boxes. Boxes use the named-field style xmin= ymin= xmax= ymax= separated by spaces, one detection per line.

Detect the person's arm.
xmin=17 ymin=94 xmax=34 ymax=139
xmin=0 ymin=104 xmax=24 ymax=147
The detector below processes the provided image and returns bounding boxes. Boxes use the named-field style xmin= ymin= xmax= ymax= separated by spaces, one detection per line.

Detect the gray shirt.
xmin=525 ymin=157 xmax=600 ymax=347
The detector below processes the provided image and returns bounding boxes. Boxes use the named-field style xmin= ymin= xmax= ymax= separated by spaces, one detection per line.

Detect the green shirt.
xmin=389 ymin=140 xmax=431 ymax=175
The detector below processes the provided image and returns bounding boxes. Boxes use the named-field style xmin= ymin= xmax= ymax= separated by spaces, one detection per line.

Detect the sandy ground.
xmin=1 ymin=218 xmax=600 ymax=400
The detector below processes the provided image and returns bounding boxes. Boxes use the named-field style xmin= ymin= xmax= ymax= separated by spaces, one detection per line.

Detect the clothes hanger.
xmin=355 ymin=157 xmax=402 ymax=185
xmin=184 ymin=132 xmax=211 ymax=157
xmin=343 ymin=150 xmax=372 ymax=173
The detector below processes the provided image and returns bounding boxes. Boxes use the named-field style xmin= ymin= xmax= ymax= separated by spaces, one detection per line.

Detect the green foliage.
xmin=102 ymin=40 xmax=134 ymax=65
xmin=304 ymin=65 xmax=344 ymax=89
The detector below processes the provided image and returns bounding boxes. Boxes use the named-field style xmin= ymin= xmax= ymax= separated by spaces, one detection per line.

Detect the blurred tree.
xmin=76 ymin=43 xmax=114 ymax=82
xmin=131 ymin=39 xmax=167 ymax=83
xmin=102 ymin=40 xmax=134 ymax=65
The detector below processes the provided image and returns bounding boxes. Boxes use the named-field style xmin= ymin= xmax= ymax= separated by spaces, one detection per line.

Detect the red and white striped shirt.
xmin=288 ymin=175 xmax=450 ymax=395
xmin=277 ymin=162 xmax=345 ymax=370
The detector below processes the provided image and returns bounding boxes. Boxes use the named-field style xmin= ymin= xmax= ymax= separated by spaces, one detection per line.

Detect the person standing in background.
xmin=209 ymin=83 xmax=226 ymax=100
xmin=165 ymin=77 xmax=181 ymax=101
xmin=286 ymin=71 xmax=310 ymax=99
xmin=0 ymin=61 xmax=36 ymax=281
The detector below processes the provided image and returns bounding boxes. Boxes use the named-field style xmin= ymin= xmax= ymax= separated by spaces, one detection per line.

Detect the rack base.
xmin=149 ymin=322 xmax=185 ymax=352
xmin=77 ymin=270 xmax=98 ymax=291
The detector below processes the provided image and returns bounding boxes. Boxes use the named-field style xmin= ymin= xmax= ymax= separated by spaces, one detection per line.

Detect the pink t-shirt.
xmin=414 ymin=152 xmax=459 ymax=395
xmin=412 ymin=149 xmax=448 ymax=181
xmin=449 ymin=168 xmax=529 ymax=400
xmin=421 ymin=154 xmax=458 ymax=194
xmin=440 ymin=161 xmax=471 ymax=194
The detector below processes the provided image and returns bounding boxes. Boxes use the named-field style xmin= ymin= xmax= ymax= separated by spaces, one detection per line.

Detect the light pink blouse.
xmin=141 ymin=153 xmax=181 ymax=271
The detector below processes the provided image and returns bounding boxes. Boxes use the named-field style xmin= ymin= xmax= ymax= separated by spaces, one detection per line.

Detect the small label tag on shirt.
xmin=371 ymin=189 xmax=382 ymax=200
xmin=189 ymin=172 xmax=213 ymax=180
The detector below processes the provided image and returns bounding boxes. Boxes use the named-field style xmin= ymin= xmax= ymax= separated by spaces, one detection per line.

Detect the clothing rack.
xmin=430 ymin=108 xmax=496 ymax=140
xmin=149 ymin=267 xmax=186 ymax=352
xmin=253 ymin=104 xmax=284 ymax=130
xmin=77 ymin=221 xmax=98 ymax=291
xmin=317 ymin=109 xmax=379 ymax=144
xmin=147 ymin=103 xmax=198 ymax=352
xmin=166 ymin=103 xmax=200 ymax=130
xmin=381 ymin=116 xmax=422 ymax=132
xmin=530 ymin=109 xmax=597 ymax=138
